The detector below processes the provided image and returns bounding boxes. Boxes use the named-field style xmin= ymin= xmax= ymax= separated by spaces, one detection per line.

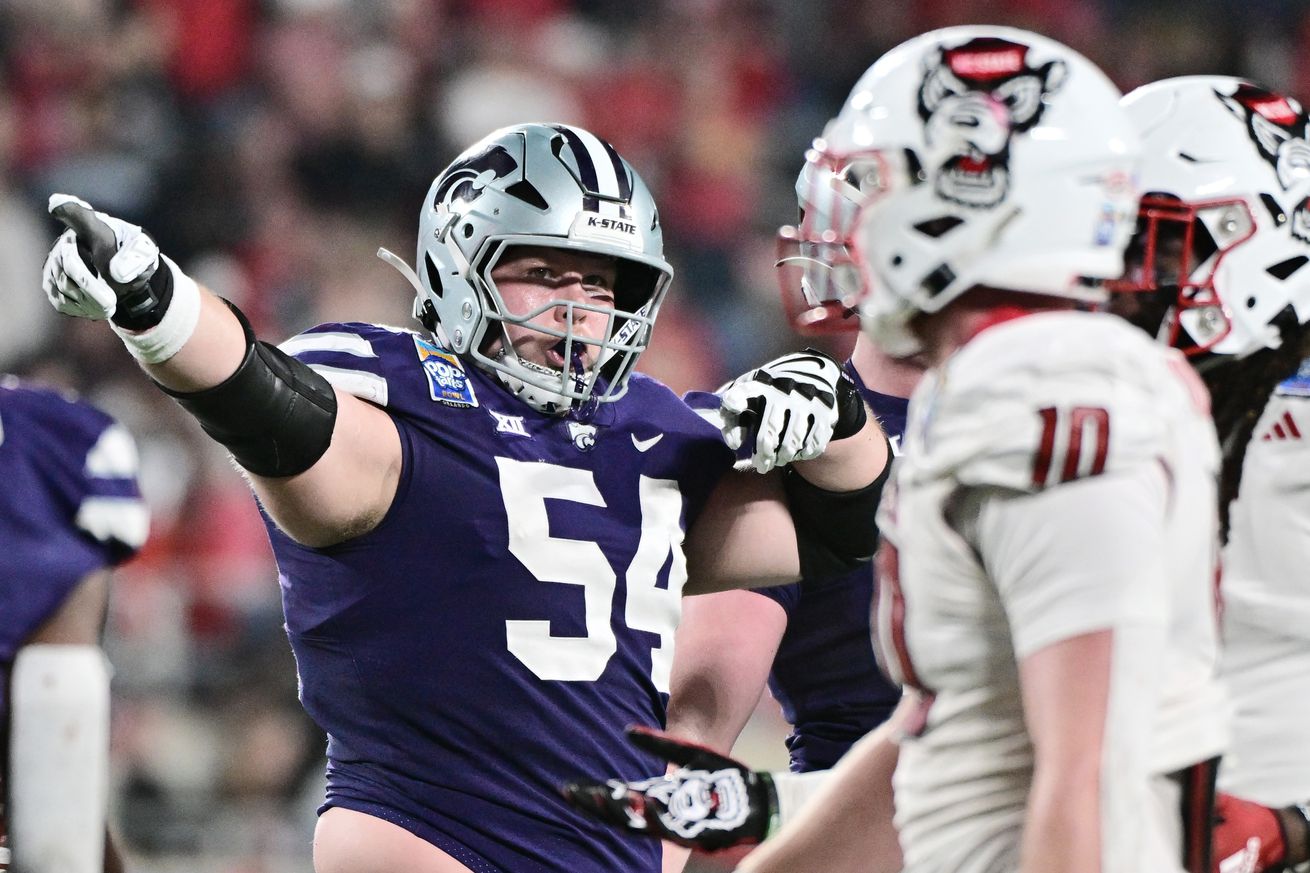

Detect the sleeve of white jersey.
xmin=971 ymin=465 xmax=1171 ymax=659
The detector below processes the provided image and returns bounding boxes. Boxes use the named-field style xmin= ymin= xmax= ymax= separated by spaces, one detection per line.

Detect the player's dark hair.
xmin=1202 ymin=315 xmax=1310 ymax=542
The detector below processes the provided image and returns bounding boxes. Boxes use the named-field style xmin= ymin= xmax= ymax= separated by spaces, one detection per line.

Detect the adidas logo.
xmin=1260 ymin=409 xmax=1302 ymax=441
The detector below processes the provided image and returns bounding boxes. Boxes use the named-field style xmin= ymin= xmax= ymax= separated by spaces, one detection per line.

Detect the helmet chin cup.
xmin=493 ymin=349 xmax=582 ymax=416
xmin=378 ymin=246 xmax=423 ymax=292
xmin=377 ymin=245 xmax=470 ymax=352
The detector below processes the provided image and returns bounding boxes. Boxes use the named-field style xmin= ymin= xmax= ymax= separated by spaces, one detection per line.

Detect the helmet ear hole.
xmin=1272 ymin=302 xmax=1299 ymax=339
xmin=424 ymin=253 xmax=445 ymax=299
xmin=613 ymin=261 xmax=658 ymax=314
xmin=1266 ymin=255 xmax=1308 ymax=280
xmin=913 ymin=216 xmax=965 ymax=238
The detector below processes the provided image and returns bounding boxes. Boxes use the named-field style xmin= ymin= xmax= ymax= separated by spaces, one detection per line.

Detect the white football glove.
xmin=42 ymin=194 xmax=202 ymax=364
xmin=718 ymin=348 xmax=864 ymax=473
xmin=42 ymin=194 xmax=161 ymax=321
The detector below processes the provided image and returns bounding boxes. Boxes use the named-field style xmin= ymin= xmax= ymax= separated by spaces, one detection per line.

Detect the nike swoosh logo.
xmin=632 ymin=433 xmax=664 ymax=453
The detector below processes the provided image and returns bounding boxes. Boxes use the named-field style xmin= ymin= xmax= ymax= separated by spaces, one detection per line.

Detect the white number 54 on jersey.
xmin=496 ymin=458 xmax=685 ymax=691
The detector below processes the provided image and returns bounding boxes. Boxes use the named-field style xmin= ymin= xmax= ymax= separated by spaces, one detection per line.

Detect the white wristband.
xmin=110 ymin=255 xmax=201 ymax=364
xmin=770 ymin=769 xmax=832 ymax=828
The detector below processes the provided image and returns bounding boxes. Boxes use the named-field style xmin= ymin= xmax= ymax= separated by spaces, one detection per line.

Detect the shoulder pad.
xmin=279 ymin=322 xmax=447 ymax=409
xmin=901 ymin=312 xmax=1213 ymax=492
xmin=0 ymin=380 xmax=148 ymax=558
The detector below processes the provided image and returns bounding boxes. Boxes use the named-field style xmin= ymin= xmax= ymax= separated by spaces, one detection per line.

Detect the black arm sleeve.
xmin=159 ymin=300 xmax=338 ymax=477
xmin=783 ymin=439 xmax=892 ymax=581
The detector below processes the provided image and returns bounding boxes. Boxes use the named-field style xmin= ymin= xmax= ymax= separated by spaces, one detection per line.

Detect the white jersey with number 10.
xmin=875 ymin=311 xmax=1228 ymax=873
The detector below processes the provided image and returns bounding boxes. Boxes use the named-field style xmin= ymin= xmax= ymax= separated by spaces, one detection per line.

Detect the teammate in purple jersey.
xmin=633 ymin=144 xmax=921 ymax=870
xmin=39 ymin=122 xmax=890 ymax=873
xmin=747 ymin=369 xmax=905 ymax=772
xmin=661 ymin=149 xmax=922 ymax=799
xmin=0 ymin=377 xmax=148 ymax=873
xmin=671 ymin=347 xmax=910 ymax=777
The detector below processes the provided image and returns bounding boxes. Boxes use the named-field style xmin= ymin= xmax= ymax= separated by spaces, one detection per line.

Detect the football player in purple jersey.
xmin=0 ymin=378 xmax=148 ymax=873
xmin=660 ymin=155 xmax=924 ymax=873
xmin=38 ymin=122 xmax=891 ymax=873
xmin=665 ymin=339 xmax=913 ymax=873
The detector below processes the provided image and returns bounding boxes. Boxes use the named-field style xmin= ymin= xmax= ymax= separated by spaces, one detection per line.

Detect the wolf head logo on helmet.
xmin=796 ymin=26 xmax=1137 ymax=358
xmin=1219 ymin=83 xmax=1310 ymax=243
xmin=1221 ymin=84 xmax=1310 ymax=189
xmin=917 ymin=36 xmax=1068 ymax=208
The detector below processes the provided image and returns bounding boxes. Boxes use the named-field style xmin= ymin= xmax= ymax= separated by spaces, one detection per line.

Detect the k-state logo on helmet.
xmin=588 ymin=215 xmax=636 ymax=234
xmin=918 ymin=36 xmax=1068 ymax=208
xmin=571 ymin=211 xmax=641 ymax=251
xmin=432 ymin=142 xmax=548 ymax=213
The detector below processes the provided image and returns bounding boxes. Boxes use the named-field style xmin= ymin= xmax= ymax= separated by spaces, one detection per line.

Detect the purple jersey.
xmin=269 ymin=323 xmax=735 ymax=873
xmin=0 ymin=378 xmax=147 ymax=666
xmin=754 ymin=364 xmax=907 ymax=772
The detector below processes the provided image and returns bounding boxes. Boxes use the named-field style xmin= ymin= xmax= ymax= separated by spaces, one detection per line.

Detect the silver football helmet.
xmin=380 ymin=123 xmax=674 ymax=414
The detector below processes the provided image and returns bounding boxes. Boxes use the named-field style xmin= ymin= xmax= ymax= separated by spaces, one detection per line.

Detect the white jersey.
xmin=1218 ymin=366 xmax=1310 ymax=805
xmin=874 ymin=312 xmax=1227 ymax=873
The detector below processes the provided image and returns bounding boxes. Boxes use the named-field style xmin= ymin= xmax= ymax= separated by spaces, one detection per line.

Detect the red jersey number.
xmin=1032 ymin=406 xmax=1110 ymax=488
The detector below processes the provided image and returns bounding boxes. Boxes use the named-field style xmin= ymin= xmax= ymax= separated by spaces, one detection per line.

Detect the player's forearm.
xmin=739 ymin=715 xmax=902 ymax=873
xmin=781 ymin=421 xmax=889 ymax=583
xmin=791 ymin=411 xmax=887 ymax=492
xmin=665 ymin=590 xmax=787 ymax=753
xmin=126 ymin=275 xmax=397 ymax=545
xmin=663 ymin=712 xmax=747 ymax=757
xmin=137 ymin=285 xmax=247 ymax=392
xmin=664 ymin=684 xmax=757 ymax=756
xmin=1016 ymin=632 xmax=1111 ymax=873
xmin=1019 ymin=774 xmax=1100 ymax=873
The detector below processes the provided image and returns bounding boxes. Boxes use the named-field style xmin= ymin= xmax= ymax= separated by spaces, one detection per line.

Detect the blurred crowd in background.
xmin=2 ymin=0 xmax=1307 ymax=869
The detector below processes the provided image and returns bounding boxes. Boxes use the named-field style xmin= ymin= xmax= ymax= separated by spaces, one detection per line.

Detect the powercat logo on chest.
xmin=413 ymin=336 xmax=479 ymax=407
xmin=568 ymin=421 xmax=597 ymax=451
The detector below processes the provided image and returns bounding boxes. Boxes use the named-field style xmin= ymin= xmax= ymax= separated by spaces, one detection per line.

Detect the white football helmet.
xmin=775 ymin=153 xmax=864 ymax=334
xmin=1110 ymin=77 xmax=1310 ymax=362
xmin=380 ymin=123 xmax=673 ymax=414
xmin=804 ymin=26 xmax=1140 ymax=357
